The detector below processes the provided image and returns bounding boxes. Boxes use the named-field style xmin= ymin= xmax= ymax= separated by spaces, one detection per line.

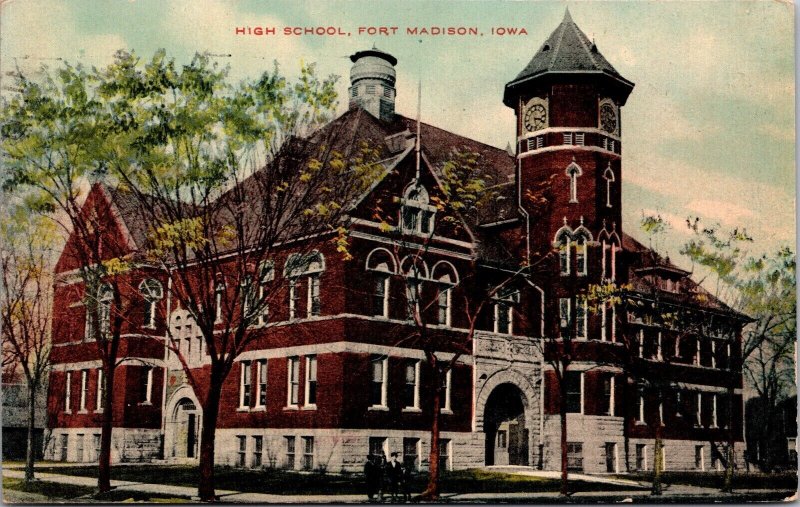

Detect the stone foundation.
xmin=44 ymin=427 xmax=161 ymax=463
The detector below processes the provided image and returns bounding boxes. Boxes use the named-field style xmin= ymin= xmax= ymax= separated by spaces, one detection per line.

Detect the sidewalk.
xmin=2 ymin=467 xmax=794 ymax=503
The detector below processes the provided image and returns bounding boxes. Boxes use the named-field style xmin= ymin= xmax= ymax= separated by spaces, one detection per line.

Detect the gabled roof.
xmin=622 ymin=232 xmax=749 ymax=320
xmin=504 ymin=9 xmax=634 ymax=106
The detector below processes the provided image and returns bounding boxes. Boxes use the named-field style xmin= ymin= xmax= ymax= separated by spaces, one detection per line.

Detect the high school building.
xmin=45 ymin=11 xmax=746 ymax=473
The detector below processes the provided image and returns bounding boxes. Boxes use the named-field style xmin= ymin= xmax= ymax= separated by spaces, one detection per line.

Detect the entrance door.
xmin=484 ymin=383 xmax=527 ymax=466
xmin=170 ymin=398 xmax=199 ymax=460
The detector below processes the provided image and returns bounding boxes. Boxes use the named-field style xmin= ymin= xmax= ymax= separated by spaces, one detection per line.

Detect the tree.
xmin=681 ymin=219 xmax=796 ymax=479
xmin=93 ymin=50 xmax=382 ymax=501
xmin=0 ymin=202 xmax=55 ymax=482
xmin=1 ymin=62 xmax=145 ymax=492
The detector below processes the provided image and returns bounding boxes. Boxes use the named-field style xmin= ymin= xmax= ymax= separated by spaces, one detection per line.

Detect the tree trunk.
xmin=421 ymin=373 xmax=442 ymax=501
xmin=198 ymin=375 xmax=222 ymax=502
xmin=559 ymin=380 xmax=569 ymax=497
xmin=25 ymin=382 xmax=37 ymax=482
xmin=98 ymin=363 xmax=115 ymax=493
xmin=721 ymin=386 xmax=735 ymax=493
xmin=651 ymin=424 xmax=663 ymax=496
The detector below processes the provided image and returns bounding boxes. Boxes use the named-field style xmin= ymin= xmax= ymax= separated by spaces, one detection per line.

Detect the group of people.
xmin=363 ymin=452 xmax=413 ymax=502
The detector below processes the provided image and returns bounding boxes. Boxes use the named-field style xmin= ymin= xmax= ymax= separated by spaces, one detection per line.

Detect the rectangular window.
xmin=370 ymin=356 xmax=388 ymax=407
xmin=215 ymin=284 xmax=224 ymax=324
xmin=711 ymin=393 xmax=718 ymax=427
xmin=287 ymin=357 xmax=300 ymax=406
xmin=301 ymin=436 xmax=314 ymax=471
xmin=142 ymin=366 xmax=153 ymax=404
xmin=611 ymin=304 xmax=617 ymax=342
xmin=373 ymin=275 xmax=389 ymax=317
xmin=365 ymin=84 xmax=375 ymax=94
xmin=437 ymin=286 xmax=451 ymax=326
xmin=369 ymin=437 xmax=387 ymax=461
xmin=601 ymin=376 xmax=614 ymax=416
xmin=305 ymin=356 xmax=317 ymax=407
xmin=76 ymin=434 xmax=84 ymax=462
xmin=576 ymin=241 xmax=587 ymax=275
xmin=559 ymin=298 xmax=571 ymax=337
xmin=439 ymin=439 xmax=451 ymax=471
xmin=256 ymin=360 xmax=267 ymax=408
xmin=695 ymin=445 xmax=705 ymax=470
xmin=288 ymin=280 xmax=298 ymax=320
xmin=96 ymin=369 xmax=104 ymax=411
xmin=405 ymin=281 xmax=421 ymax=320
xmin=635 ymin=444 xmax=647 ymax=471
xmin=252 ymin=436 xmax=263 ymax=468
xmin=535 ymin=136 xmax=544 ymax=149
xmin=656 ymin=332 xmax=663 ymax=360
xmin=605 ymin=442 xmax=617 ymax=473
xmin=563 ymin=132 xmax=573 ymax=145
xmin=93 ymin=434 xmax=101 ymax=462
xmin=59 ymin=434 xmax=68 ymax=462
xmin=65 ymin=372 xmax=72 ymax=413
xmin=285 ymin=436 xmax=296 ymax=469
xmin=564 ymin=372 xmax=582 ymax=414
xmin=494 ymin=300 xmax=512 ymax=334
xmin=600 ymin=303 xmax=607 ymax=342
xmin=236 ymin=435 xmax=247 ymax=467
xmin=575 ymin=300 xmax=587 ymax=339
xmin=307 ymin=275 xmax=321 ymax=317
xmin=240 ymin=361 xmax=251 ymax=408
xmin=575 ymin=133 xmax=585 ymax=146
xmin=403 ymin=360 xmax=420 ymax=409
xmin=497 ymin=430 xmax=507 ymax=448
xmin=559 ymin=242 xmax=570 ymax=275
xmin=403 ymin=438 xmax=420 ymax=471
xmin=566 ymin=442 xmax=583 ymax=471
xmin=636 ymin=393 xmax=645 ymax=423
xmin=441 ymin=366 xmax=452 ymax=412
xmin=80 ymin=370 xmax=89 ymax=411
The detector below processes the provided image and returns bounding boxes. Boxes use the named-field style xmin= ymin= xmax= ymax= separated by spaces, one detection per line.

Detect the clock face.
xmin=524 ymin=103 xmax=547 ymax=132
xmin=600 ymin=103 xmax=618 ymax=133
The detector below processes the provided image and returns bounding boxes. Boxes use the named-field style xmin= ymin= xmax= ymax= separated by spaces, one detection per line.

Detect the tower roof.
xmin=504 ymin=9 xmax=634 ymax=106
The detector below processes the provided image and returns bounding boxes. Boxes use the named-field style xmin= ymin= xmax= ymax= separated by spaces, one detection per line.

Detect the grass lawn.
xmin=615 ymin=471 xmax=798 ymax=490
xmin=35 ymin=465 xmax=644 ymax=495
xmin=2 ymin=476 xmax=95 ymax=501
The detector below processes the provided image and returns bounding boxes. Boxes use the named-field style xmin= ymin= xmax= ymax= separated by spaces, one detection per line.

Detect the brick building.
xmin=45 ymin=11 xmax=746 ymax=473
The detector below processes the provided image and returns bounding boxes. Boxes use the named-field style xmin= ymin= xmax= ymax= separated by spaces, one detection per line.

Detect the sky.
xmin=1 ymin=0 xmax=795 ymax=267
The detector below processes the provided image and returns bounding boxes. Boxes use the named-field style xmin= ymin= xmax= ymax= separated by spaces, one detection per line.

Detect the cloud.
xmin=684 ymin=199 xmax=754 ymax=226
xmin=1 ymin=1 xmax=127 ymax=75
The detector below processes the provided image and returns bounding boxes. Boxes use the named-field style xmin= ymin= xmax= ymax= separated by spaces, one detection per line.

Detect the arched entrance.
xmin=168 ymin=398 xmax=200 ymax=460
xmin=484 ymin=383 xmax=528 ymax=466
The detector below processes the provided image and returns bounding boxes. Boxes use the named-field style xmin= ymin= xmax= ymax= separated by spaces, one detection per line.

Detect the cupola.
xmin=348 ymin=46 xmax=398 ymax=122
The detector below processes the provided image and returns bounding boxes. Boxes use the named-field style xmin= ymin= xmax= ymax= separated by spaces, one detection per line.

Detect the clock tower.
xmin=505 ymin=9 xmax=634 ymax=335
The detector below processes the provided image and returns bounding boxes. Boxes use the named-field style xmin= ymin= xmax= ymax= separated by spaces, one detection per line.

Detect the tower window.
xmin=350 ymin=86 xmax=358 ymax=98
xmin=575 ymin=235 xmax=587 ymax=276
xmin=383 ymin=86 xmax=393 ymax=98
xmin=565 ymin=160 xmax=583 ymax=203
xmin=603 ymin=166 xmax=615 ymax=208
xmin=575 ymin=133 xmax=585 ymax=146
xmin=366 ymin=84 xmax=375 ymax=94
xmin=139 ymin=279 xmax=163 ymax=329
xmin=563 ymin=133 xmax=573 ymax=145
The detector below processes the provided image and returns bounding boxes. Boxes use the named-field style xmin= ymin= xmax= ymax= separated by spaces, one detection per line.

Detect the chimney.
xmin=348 ymin=46 xmax=397 ymax=122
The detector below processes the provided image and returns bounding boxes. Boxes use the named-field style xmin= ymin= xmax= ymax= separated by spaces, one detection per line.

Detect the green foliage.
xmin=434 ymin=149 xmax=496 ymax=217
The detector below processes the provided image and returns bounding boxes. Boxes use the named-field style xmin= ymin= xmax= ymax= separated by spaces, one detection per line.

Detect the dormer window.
xmin=86 ymin=283 xmax=113 ymax=341
xmin=400 ymin=184 xmax=436 ymax=235
xmin=565 ymin=160 xmax=582 ymax=203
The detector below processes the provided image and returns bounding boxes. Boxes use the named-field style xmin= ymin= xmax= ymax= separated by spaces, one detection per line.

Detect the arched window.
xmin=285 ymin=251 xmax=326 ymax=319
xmin=572 ymin=225 xmax=593 ymax=277
xmin=432 ymin=262 xmax=459 ymax=327
xmin=214 ymin=280 xmax=226 ymax=324
xmin=139 ymin=279 xmax=163 ymax=329
xmin=555 ymin=225 xmax=572 ymax=275
xmin=565 ymin=160 xmax=583 ymax=204
xmin=366 ymin=249 xmax=397 ymax=318
xmin=86 ymin=283 xmax=113 ymax=341
xmin=603 ymin=165 xmax=615 ymax=208
xmin=401 ymin=184 xmax=436 ymax=235
xmin=256 ymin=261 xmax=274 ymax=325
xmin=493 ymin=289 xmax=518 ymax=334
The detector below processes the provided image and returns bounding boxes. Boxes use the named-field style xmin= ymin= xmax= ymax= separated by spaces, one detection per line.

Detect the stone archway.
xmin=164 ymin=387 xmax=201 ymax=462
xmin=484 ymin=383 xmax=528 ymax=466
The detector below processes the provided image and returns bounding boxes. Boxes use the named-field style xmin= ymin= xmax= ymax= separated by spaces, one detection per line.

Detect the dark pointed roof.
xmin=504 ymin=9 xmax=634 ymax=106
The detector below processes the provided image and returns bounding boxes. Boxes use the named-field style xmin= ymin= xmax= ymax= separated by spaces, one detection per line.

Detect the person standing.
xmin=387 ymin=452 xmax=403 ymax=502
xmin=364 ymin=455 xmax=378 ymax=501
